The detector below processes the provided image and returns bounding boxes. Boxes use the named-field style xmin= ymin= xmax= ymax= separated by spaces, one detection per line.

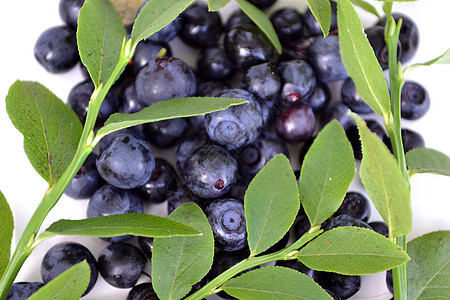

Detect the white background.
xmin=0 ymin=1 xmax=449 ymax=299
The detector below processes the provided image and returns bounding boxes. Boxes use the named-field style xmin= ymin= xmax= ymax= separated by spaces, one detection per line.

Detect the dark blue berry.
xmin=41 ymin=242 xmax=98 ymax=296
xmin=196 ymin=81 xmax=230 ymax=97
xmin=143 ymin=117 xmax=189 ymax=148
xmin=366 ymin=26 xmax=401 ymax=70
xmin=65 ymin=153 xmax=104 ymax=200
xmin=304 ymin=1 xmax=337 ymax=36
xmin=321 ymin=103 xmax=355 ymax=131
xmin=401 ymin=80 xmax=430 ymax=120
xmin=119 ymin=82 xmax=145 ymax=114
xmin=292 ymin=213 xmax=311 ymax=240
xmin=131 ymin=41 xmax=171 ymax=75
xmin=137 ymin=236 xmax=154 ymax=259
xmin=225 ymin=9 xmax=253 ymax=31
xmin=242 ymin=62 xmax=281 ymax=101
xmin=167 ymin=185 xmax=202 ymax=215
xmin=59 ymin=0 xmax=84 ymax=29
xmin=197 ymin=46 xmax=235 ymax=81
xmin=278 ymin=59 xmax=316 ymax=103
xmin=275 ymin=102 xmax=316 ymax=143
xmin=325 ymin=214 xmax=372 ymax=231
xmin=385 ymin=128 xmax=425 ymax=154
xmin=98 ymin=243 xmax=147 ymax=288
xmin=335 ymin=192 xmax=371 ymax=222
xmin=270 ymin=7 xmax=304 ymax=45
xmin=99 ymin=126 xmax=146 ymax=153
xmin=146 ymin=18 xmax=181 ymax=44
xmin=248 ymin=0 xmax=277 ymax=10
xmin=298 ymin=137 xmax=315 ymax=167
xmin=341 ymin=78 xmax=373 ymax=114
xmin=127 ymin=282 xmax=158 ymax=300
xmin=386 ymin=269 xmax=394 ymax=294
xmin=275 ymin=260 xmax=314 ymax=279
xmin=176 ymin=130 xmax=212 ymax=173
xmin=325 ymin=289 xmax=342 ymax=300
xmin=304 ymin=83 xmax=331 ymax=113
xmin=368 ymin=221 xmax=389 ymax=238
xmin=6 ymin=282 xmax=43 ymax=300
xmin=346 ymin=119 xmax=387 ymax=160
xmin=315 ymin=271 xmax=360 ymax=299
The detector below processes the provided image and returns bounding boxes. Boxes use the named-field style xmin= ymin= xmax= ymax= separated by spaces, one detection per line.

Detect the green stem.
xmin=185 ymin=231 xmax=322 ymax=300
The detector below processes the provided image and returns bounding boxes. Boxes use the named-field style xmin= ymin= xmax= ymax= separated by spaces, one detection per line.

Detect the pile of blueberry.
xmin=9 ymin=0 xmax=430 ymax=299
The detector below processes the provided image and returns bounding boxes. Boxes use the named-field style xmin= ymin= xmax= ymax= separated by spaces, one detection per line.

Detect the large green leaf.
xmin=27 ymin=261 xmax=90 ymax=300
xmin=152 ymin=203 xmax=214 ymax=300
xmin=131 ymin=0 xmax=195 ymax=44
xmin=406 ymin=148 xmax=450 ymax=177
xmin=235 ymin=0 xmax=282 ymax=54
xmin=245 ymin=154 xmax=299 ymax=257
xmin=222 ymin=267 xmax=332 ymax=299
xmin=37 ymin=213 xmax=200 ymax=242
xmin=306 ymin=0 xmax=331 ymax=37
xmin=77 ymin=0 xmax=126 ymax=88
xmin=352 ymin=114 xmax=411 ymax=238
xmin=337 ymin=0 xmax=391 ymax=118
xmin=5 ymin=81 xmax=83 ymax=187
xmin=299 ymin=120 xmax=355 ymax=227
xmin=207 ymin=0 xmax=230 ymax=11
xmin=95 ymin=97 xmax=247 ymax=142
xmin=297 ymin=227 xmax=410 ymax=275
xmin=407 ymin=231 xmax=450 ymax=299
xmin=0 ymin=190 xmax=13 ymax=278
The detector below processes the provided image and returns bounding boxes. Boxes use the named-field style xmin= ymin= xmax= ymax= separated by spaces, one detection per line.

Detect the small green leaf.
xmin=245 ymin=154 xmax=299 ymax=256
xmin=222 ymin=266 xmax=332 ymax=299
xmin=350 ymin=0 xmax=382 ymax=20
xmin=27 ymin=261 xmax=90 ymax=300
xmin=407 ymin=231 xmax=450 ymax=299
xmin=406 ymin=48 xmax=450 ymax=72
xmin=131 ymin=0 xmax=195 ymax=44
xmin=95 ymin=97 xmax=247 ymax=142
xmin=406 ymin=148 xmax=450 ymax=177
xmin=306 ymin=0 xmax=331 ymax=37
xmin=297 ymin=227 xmax=410 ymax=275
xmin=235 ymin=0 xmax=282 ymax=54
xmin=109 ymin=0 xmax=145 ymax=25
xmin=77 ymin=0 xmax=126 ymax=88
xmin=5 ymin=81 xmax=82 ymax=187
xmin=152 ymin=203 xmax=214 ymax=300
xmin=382 ymin=2 xmax=392 ymax=20
xmin=0 ymin=190 xmax=13 ymax=278
xmin=38 ymin=213 xmax=200 ymax=242
xmin=337 ymin=0 xmax=391 ymax=118
xmin=352 ymin=114 xmax=411 ymax=238
xmin=207 ymin=0 xmax=230 ymax=11
xmin=299 ymin=120 xmax=355 ymax=227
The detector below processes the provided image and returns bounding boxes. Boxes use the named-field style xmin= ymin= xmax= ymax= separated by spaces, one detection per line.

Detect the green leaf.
xmin=95 ymin=97 xmax=247 ymax=142
xmin=299 ymin=120 xmax=355 ymax=227
xmin=350 ymin=0 xmax=382 ymax=20
xmin=5 ymin=81 xmax=83 ymax=187
xmin=207 ymin=0 xmax=230 ymax=11
xmin=109 ymin=0 xmax=145 ymax=25
xmin=27 ymin=261 xmax=90 ymax=300
xmin=222 ymin=266 xmax=332 ymax=299
xmin=235 ymin=0 xmax=282 ymax=54
xmin=382 ymin=2 xmax=392 ymax=19
xmin=0 ymin=190 xmax=13 ymax=278
xmin=152 ymin=203 xmax=214 ymax=300
xmin=352 ymin=114 xmax=411 ymax=238
xmin=337 ymin=0 xmax=391 ymax=118
xmin=406 ymin=148 xmax=450 ymax=177
xmin=306 ymin=0 xmax=331 ymax=37
xmin=77 ymin=0 xmax=126 ymax=88
xmin=131 ymin=0 xmax=195 ymax=44
xmin=406 ymin=48 xmax=450 ymax=72
xmin=407 ymin=231 xmax=450 ymax=300
xmin=297 ymin=227 xmax=410 ymax=275
xmin=38 ymin=213 xmax=200 ymax=242
xmin=245 ymin=154 xmax=299 ymax=256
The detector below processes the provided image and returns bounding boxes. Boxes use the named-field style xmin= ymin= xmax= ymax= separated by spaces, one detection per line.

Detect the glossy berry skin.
xmin=196 ymin=81 xmax=230 ymax=97
xmin=304 ymin=83 xmax=330 ymax=113
xmin=225 ymin=9 xmax=253 ymax=31
xmin=41 ymin=242 xmax=98 ymax=296
xmin=325 ymin=214 xmax=372 ymax=231
xmin=275 ymin=260 xmax=314 ymax=279
xmin=179 ymin=3 xmax=222 ymax=48
xmin=315 ymin=271 xmax=360 ymax=299
xmin=127 ymin=282 xmax=158 ymax=300
xmin=87 ymin=184 xmax=143 ymax=243
xmin=385 ymin=128 xmax=425 ymax=154
xmin=242 ymin=62 xmax=281 ymax=101
xmin=6 ymin=282 xmax=44 ymax=300
xmin=401 ymin=80 xmax=430 ymax=120
xmin=34 ymin=25 xmax=79 ymax=73
xmin=131 ymin=41 xmax=171 ymax=75
xmin=346 ymin=119 xmax=387 ymax=160
xmin=270 ymin=8 xmax=304 ymax=45
xmin=275 ymin=102 xmax=316 ymax=143
xmin=197 ymin=46 xmax=235 ymax=81
xmin=145 ymin=18 xmax=181 ymax=44
xmin=98 ymin=243 xmax=147 ymax=289
xmin=366 ymin=26 xmax=401 ymax=70
xmin=304 ymin=1 xmax=337 ymax=36
xmin=386 ymin=269 xmax=394 ymax=294
xmin=205 ymin=198 xmax=247 ymax=251
xmin=120 ymin=82 xmax=145 ymax=114
xmin=205 ymin=89 xmax=264 ymax=150
xmin=321 ymin=103 xmax=355 ymax=131
xmin=248 ymin=0 xmax=277 ymax=10
xmin=137 ymin=236 xmax=154 ymax=259
xmin=167 ymin=185 xmax=201 ymax=215
xmin=59 ymin=0 xmax=84 ymax=29
xmin=182 ymin=144 xmax=238 ymax=199
xmin=99 ymin=126 xmax=146 ymax=153
xmin=278 ymin=59 xmax=316 ymax=103
xmin=65 ymin=153 xmax=104 ymax=199
xmin=368 ymin=221 xmax=389 ymax=238
xmin=143 ymin=117 xmax=189 ymax=148
xmin=225 ymin=24 xmax=278 ymax=71
xmin=176 ymin=130 xmax=212 ymax=173
xmin=335 ymin=192 xmax=371 ymax=222
xmin=137 ymin=157 xmax=178 ymax=203
xmin=308 ymin=35 xmax=348 ymax=83
xmin=341 ymin=78 xmax=373 ymax=114
xmin=135 ymin=57 xmax=196 ymax=107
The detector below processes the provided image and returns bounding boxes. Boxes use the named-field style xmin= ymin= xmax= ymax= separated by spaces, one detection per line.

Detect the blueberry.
xmin=315 ymin=271 xmax=360 ymax=299
xmin=59 ymin=0 xmax=84 ymax=29
xmin=137 ymin=157 xmax=178 ymax=203
xmin=366 ymin=26 xmax=401 ymax=70
xmin=325 ymin=289 xmax=342 ymax=300
xmin=41 ymin=242 xmax=98 ymax=296
xmin=176 ymin=130 xmax=212 ymax=173
xmin=335 ymin=192 xmax=371 ymax=222
xmin=304 ymin=1 xmax=338 ymax=36
xmin=275 ymin=260 xmax=314 ymax=279
xmin=248 ymin=0 xmax=277 ymax=10
xmin=225 ymin=24 xmax=278 ymax=71
xmin=270 ymin=8 xmax=304 ymax=45
xmin=135 ymin=57 xmax=197 ymax=107
xmin=275 ymin=102 xmax=316 ymax=143
xmin=197 ymin=46 xmax=235 ymax=81
xmin=87 ymin=184 xmax=143 ymax=242
xmin=298 ymin=137 xmax=315 ymax=167
xmin=278 ymin=59 xmax=316 ymax=103
xmin=34 ymin=25 xmax=79 ymax=73
xmin=167 ymin=185 xmax=201 ymax=215
xmin=386 ymin=269 xmax=394 ymax=294
xmin=368 ymin=221 xmax=389 ymax=238
xmin=127 ymin=282 xmax=158 ymax=300
xmin=119 ymin=82 xmax=145 ymax=114
xmin=205 ymin=89 xmax=264 ymax=150
xmin=341 ymin=78 xmax=373 ymax=114
xmin=384 ymin=128 xmax=425 ymax=154
xmin=180 ymin=2 xmax=222 ymax=48
xmin=96 ymin=133 xmax=155 ymax=189
xmin=142 ymin=117 xmax=189 ymax=148
xmin=144 ymin=17 xmax=181 ymax=44
xmin=242 ymin=62 xmax=281 ymax=101
xmin=325 ymin=214 xmax=372 ymax=231
xmin=64 ymin=153 xmax=104 ymax=200
xmin=131 ymin=41 xmax=171 ymax=75
xmin=304 ymin=83 xmax=331 ymax=114
xmin=137 ymin=236 xmax=154 ymax=259
xmin=282 ymin=35 xmax=317 ymax=61
xmin=196 ymin=81 xmax=230 ymax=97
xmin=6 ymin=282 xmax=44 ymax=300
xmin=346 ymin=119 xmax=387 ymax=160
xmin=98 ymin=243 xmax=147 ymax=288
xmin=321 ymin=103 xmax=355 ymax=131
xmin=401 ymin=80 xmax=430 ymax=120
xmin=225 ymin=9 xmax=253 ymax=31
xmin=99 ymin=126 xmax=146 ymax=153
xmin=291 ymin=213 xmax=311 ymax=240
xmin=182 ymin=144 xmax=238 ymax=199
